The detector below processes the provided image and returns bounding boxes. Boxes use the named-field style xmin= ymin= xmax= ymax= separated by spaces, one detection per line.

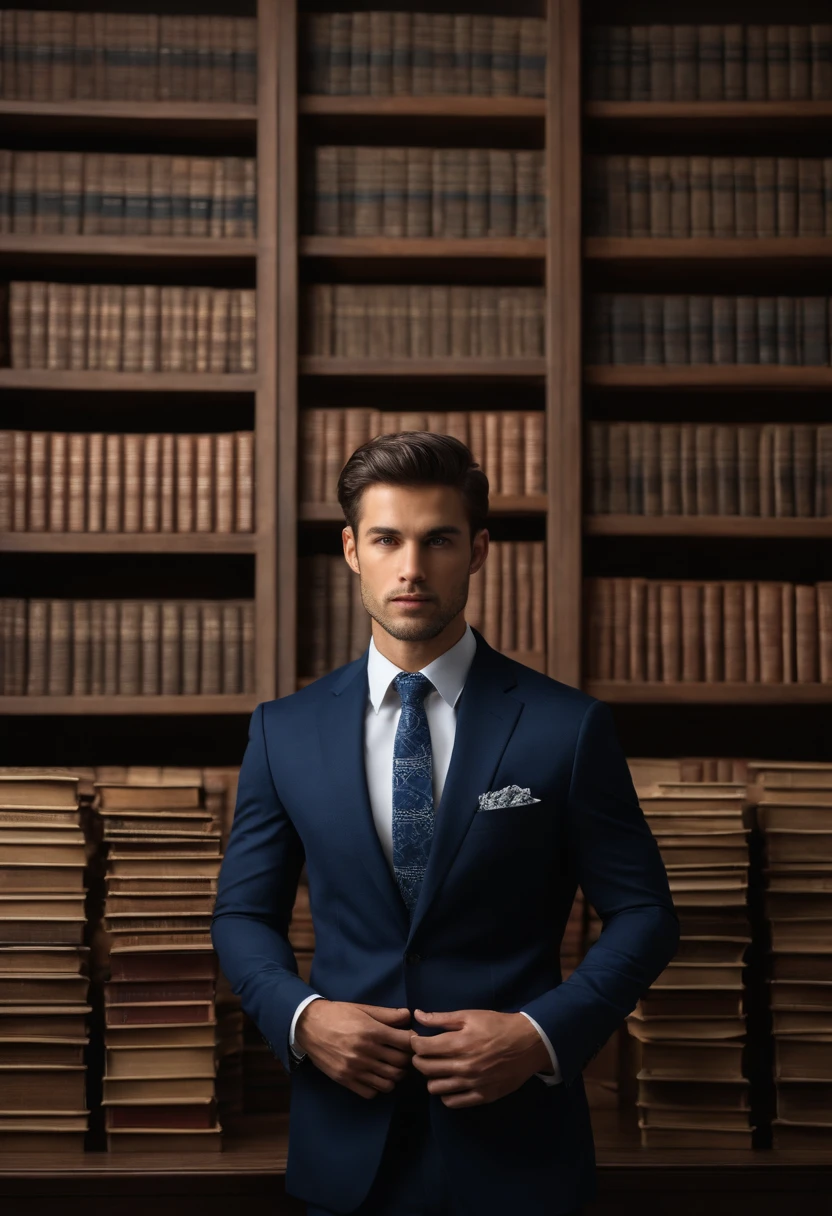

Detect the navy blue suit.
xmin=211 ymin=626 xmax=679 ymax=1214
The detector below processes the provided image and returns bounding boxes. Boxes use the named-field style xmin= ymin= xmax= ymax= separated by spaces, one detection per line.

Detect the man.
xmin=211 ymin=432 xmax=679 ymax=1216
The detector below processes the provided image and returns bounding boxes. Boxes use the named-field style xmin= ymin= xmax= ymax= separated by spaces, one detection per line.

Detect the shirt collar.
xmin=367 ymin=621 xmax=477 ymax=714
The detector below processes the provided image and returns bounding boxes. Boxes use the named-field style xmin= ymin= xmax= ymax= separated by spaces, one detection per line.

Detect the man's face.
xmin=343 ymin=483 xmax=488 ymax=644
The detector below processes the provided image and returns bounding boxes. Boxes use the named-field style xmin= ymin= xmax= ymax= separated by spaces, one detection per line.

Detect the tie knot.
xmin=393 ymin=671 xmax=434 ymax=707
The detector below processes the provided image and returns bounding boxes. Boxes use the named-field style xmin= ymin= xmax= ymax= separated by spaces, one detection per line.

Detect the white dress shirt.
xmin=288 ymin=621 xmax=562 ymax=1085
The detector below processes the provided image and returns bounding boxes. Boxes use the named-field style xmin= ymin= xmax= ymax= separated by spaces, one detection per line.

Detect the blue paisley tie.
xmin=391 ymin=671 xmax=435 ymax=916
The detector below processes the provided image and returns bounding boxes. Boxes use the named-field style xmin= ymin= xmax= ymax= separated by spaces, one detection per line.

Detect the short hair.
xmin=336 ymin=431 xmax=489 ymax=547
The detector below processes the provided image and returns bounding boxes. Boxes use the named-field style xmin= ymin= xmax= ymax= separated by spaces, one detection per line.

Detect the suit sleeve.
xmin=211 ymin=703 xmax=321 ymax=1073
xmin=519 ymin=698 xmax=680 ymax=1088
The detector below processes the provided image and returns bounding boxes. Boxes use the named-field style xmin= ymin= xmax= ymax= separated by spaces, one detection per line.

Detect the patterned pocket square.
xmin=477 ymin=784 xmax=542 ymax=811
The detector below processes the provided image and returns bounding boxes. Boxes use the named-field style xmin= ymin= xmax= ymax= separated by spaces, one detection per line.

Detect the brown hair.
xmin=336 ymin=431 xmax=489 ymax=548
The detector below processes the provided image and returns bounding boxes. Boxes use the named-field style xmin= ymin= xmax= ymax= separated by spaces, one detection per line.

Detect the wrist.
xmin=295 ymin=997 xmax=327 ymax=1053
xmin=515 ymin=1013 xmax=555 ymax=1075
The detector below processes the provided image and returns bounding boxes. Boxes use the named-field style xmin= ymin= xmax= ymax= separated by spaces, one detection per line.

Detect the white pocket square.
xmin=477 ymin=784 xmax=541 ymax=812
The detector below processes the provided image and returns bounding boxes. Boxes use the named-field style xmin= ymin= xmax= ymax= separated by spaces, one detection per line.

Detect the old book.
xmin=105 ymin=1043 xmax=216 ymax=1077
xmin=105 ymin=1002 xmax=215 ymax=1027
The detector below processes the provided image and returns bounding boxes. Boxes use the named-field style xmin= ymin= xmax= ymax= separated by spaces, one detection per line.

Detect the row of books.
xmin=310 ymin=146 xmax=546 ymax=239
xmin=97 ymin=777 xmax=224 ymax=1151
xmin=585 ymin=24 xmax=832 ymax=102
xmin=0 ymin=772 xmax=90 ymax=1150
xmin=299 ymin=542 xmax=546 ymax=678
xmin=627 ymin=779 xmax=753 ymax=1149
xmin=300 ymin=410 xmax=545 ymax=502
xmin=8 ymin=282 xmax=257 ymax=374
xmin=300 ymin=12 xmax=546 ymax=98
xmin=588 ymin=294 xmax=832 ymax=367
xmin=585 ymin=579 xmax=832 ymax=685
xmin=586 ymin=422 xmax=832 ymax=519
xmin=0 ymin=431 xmax=255 ymax=536
xmin=585 ymin=155 xmax=832 ymax=239
xmin=0 ymin=12 xmax=256 ymax=104
xmin=0 ymin=599 xmax=256 ymax=698
xmin=302 ymin=284 xmax=545 ymax=359
xmin=756 ymin=767 xmax=832 ymax=1147
xmin=1 ymin=151 xmax=257 ymax=238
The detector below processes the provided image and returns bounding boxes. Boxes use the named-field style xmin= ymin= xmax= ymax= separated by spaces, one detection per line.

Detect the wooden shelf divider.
xmin=0 ymin=235 xmax=258 ymax=261
xmin=299 ymin=236 xmax=547 ymax=259
xmin=585 ymin=237 xmax=832 ymax=262
xmin=0 ymin=695 xmax=259 ymax=716
xmin=584 ymin=516 xmax=832 ymax=538
xmin=299 ymin=95 xmax=546 ymax=118
xmin=585 ymin=366 xmax=832 ymax=389
xmin=585 ymin=682 xmax=832 ymax=705
xmin=299 ymin=357 xmax=547 ymax=379
xmin=0 ymin=99 xmax=258 ymax=125
xmin=0 ymin=370 xmax=259 ymax=393
xmin=0 ymin=534 xmax=260 ymax=554
xmin=585 ymin=100 xmax=832 ymax=124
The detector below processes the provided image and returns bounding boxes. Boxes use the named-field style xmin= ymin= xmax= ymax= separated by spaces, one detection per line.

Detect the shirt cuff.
xmin=519 ymin=1010 xmax=563 ymax=1085
xmin=288 ymin=993 xmax=325 ymax=1062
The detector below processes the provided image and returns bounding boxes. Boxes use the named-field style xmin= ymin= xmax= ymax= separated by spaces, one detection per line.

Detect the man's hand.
xmin=410 ymin=1008 xmax=553 ymax=1108
xmin=294 ymin=1001 xmax=414 ymax=1100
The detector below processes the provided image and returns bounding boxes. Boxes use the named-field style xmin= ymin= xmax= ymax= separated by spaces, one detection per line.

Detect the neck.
xmin=372 ymin=616 xmax=467 ymax=672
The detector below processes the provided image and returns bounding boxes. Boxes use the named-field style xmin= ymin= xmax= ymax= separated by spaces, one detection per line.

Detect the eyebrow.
xmin=364 ymin=525 xmax=463 ymax=538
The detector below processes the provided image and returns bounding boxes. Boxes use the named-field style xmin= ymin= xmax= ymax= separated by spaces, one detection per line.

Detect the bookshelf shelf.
xmin=0 ymin=534 xmax=260 ymax=555
xmin=0 ymin=98 xmax=258 ymax=136
xmin=299 ymin=95 xmax=546 ymax=118
xmin=0 ymin=235 xmax=258 ymax=264
xmin=584 ymin=366 xmax=832 ymax=390
xmin=585 ymin=238 xmax=832 ymax=264
xmin=0 ymin=695 xmax=258 ymax=716
xmin=584 ymin=100 xmax=832 ymax=129
xmin=585 ymin=682 xmax=832 ymax=704
xmin=299 ymin=237 xmax=547 ymax=259
xmin=0 ymin=370 xmax=259 ymax=392
xmin=300 ymin=495 xmax=547 ymax=522
xmin=584 ymin=516 xmax=832 ymax=539
xmin=299 ymin=357 xmax=547 ymax=380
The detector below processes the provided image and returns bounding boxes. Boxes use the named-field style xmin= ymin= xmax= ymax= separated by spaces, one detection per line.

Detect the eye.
xmin=375 ymin=537 xmax=449 ymax=545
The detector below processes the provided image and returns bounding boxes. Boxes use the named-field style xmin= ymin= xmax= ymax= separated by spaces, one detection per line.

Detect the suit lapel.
xmin=315 ymin=627 xmax=524 ymax=948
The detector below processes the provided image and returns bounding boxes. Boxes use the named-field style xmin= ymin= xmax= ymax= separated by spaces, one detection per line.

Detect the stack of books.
xmin=0 ymin=771 xmax=90 ymax=1150
xmin=97 ymin=778 xmax=223 ymax=1152
xmin=628 ymin=780 xmax=753 ymax=1148
xmin=751 ymin=761 xmax=832 ymax=1148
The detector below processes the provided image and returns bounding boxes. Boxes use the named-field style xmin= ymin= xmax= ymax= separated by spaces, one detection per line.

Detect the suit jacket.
xmin=211 ymin=626 xmax=679 ymax=1215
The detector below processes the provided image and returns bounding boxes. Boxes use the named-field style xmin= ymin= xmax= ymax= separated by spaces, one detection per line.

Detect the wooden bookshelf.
xmin=584 ymin=516 xmax=832 ymax=538
xmin=0 ymin=0 xmax=277 ymax=714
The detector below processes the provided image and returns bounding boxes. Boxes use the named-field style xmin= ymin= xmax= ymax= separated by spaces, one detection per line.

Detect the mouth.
xmin=393 ymin=597 xmax=432 ymax=604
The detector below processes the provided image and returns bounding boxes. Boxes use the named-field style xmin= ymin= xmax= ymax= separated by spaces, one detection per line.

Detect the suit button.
xmin=405 ymin=952 xmax=422 ymax=964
